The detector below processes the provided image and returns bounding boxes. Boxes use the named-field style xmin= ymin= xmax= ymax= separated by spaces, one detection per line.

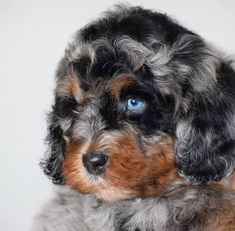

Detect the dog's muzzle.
xmin=82 ymin=152 xmax=108 ymax=175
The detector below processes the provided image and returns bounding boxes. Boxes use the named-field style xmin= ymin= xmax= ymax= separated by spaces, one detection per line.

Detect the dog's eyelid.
xmin=121 ymin=91 xmax=151 ymax=103
xmin=118 ymin=80 xmax=153 ymax=99
xmin=126 ymin=94 xmax=146 ymax=100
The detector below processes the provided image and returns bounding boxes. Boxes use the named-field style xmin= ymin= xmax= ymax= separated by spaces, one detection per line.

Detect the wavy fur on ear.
xmin=175 ymin=60 xmax=235 ymax=183
xmin=40 ymin=112 xmax=66 ymax=185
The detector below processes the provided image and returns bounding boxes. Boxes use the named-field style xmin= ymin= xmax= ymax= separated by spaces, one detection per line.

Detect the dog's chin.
xmin=66 ymin=173 xmax=181 ymax=202
xmin=65 ymin=176 xmax=136 ymax=202
xmin=93 ymin=186 xmax=136 ymax=202
xmin=84 ymin=172 xmax=235 ymax=202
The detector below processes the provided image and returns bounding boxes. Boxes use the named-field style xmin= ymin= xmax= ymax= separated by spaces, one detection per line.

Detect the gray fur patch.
xmin=33 ymin=183 xmax=235 ymax=231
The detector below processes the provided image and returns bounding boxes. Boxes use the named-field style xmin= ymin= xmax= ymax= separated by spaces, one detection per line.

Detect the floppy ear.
xmin=147 ymin=32 xmax=235 ymax=183
xmin=175 ymin=60 xmax=235 ymax=183
xmin=40 ymin=111 xmax=66 ymax=185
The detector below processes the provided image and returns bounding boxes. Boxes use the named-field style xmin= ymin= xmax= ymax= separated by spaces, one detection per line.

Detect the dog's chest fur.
xmin=33 ymin=184 xmax=235 ymax=231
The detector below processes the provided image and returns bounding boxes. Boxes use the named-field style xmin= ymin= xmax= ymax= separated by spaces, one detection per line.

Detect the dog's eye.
xmin=126 ymin=97 xmax=145 ymax=112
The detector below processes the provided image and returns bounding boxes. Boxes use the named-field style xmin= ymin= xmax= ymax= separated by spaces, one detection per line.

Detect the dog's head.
xmin=41 ymin=6 xmax=235 ymax=201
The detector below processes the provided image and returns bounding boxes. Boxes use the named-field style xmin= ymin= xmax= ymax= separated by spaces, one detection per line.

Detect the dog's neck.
xmin=82 ymin=180 xmax=190 ymax=231
xmin=50 ymin=174 xmax=234 ymax=231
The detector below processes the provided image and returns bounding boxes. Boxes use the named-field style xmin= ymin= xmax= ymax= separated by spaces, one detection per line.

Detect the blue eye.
xmin=127 ymin=98 xmax=145 ymax=111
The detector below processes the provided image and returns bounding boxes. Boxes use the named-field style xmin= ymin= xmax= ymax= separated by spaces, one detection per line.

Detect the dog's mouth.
xmin=63 ymin=135 xmax=178 ymax=201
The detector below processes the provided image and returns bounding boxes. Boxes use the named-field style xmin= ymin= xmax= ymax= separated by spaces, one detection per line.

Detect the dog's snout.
xmin=82 ymin=152 xmax=108 ymax=175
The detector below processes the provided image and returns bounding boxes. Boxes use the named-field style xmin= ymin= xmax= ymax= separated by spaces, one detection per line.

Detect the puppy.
xmin=35 ymin=5 xmax=235 ymax=231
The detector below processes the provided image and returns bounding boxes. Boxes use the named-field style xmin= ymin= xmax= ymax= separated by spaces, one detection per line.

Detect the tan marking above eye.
xmin=108 ymin=74 xmax=135 ymax=99
xmin=103 ymin=136 xmax=178 ymax=198
xmin=57 ymin=76 xmax=83 ymax=101
xmin=66 ymin=77 xmax=83 ymax=100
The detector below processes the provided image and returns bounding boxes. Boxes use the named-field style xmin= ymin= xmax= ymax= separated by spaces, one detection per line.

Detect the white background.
xmin=0 ymin=0 xmax=234 ymax=230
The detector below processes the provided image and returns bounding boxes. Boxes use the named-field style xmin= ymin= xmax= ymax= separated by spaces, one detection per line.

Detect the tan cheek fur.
xmin=63 ymin=141 xmax=95 ymax=194
xmin=108 ymin=136 xmax=178 ymax=198
xmin=63 ymin=136 xmax=178 ymax=201
xmin=229 ymin=172 xmax=235 ymax=190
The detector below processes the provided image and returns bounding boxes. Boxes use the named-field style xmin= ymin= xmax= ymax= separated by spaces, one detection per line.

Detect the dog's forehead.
xmin=70 ymin=43 xmax=148 ymax=99
xmin=72 ymin=42 xmax=135 ymax=82
xmin=69 ymin=29 xmax=156 ymax=87
xmin=66 ymin=72 xmax=137 ymax=102
xmin=60 ymin=5 xmax=200 ymax=101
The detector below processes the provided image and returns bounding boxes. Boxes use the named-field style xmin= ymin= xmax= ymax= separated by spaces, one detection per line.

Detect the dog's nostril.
xmin=82 ymin=152 xmax=108 ymax=175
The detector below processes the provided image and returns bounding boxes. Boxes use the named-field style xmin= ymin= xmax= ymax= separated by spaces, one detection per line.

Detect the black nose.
xmin=82 ymin=152 xmax=108 ymax=175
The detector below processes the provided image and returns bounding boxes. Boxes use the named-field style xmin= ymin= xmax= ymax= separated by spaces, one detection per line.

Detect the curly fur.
xmin=36 ymin=5 xmax=235 ymax=231
xmin=34 ymin=184 xmax=235 ymax=231
xmin=41 ymin=5 xmax=235 ymax=185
